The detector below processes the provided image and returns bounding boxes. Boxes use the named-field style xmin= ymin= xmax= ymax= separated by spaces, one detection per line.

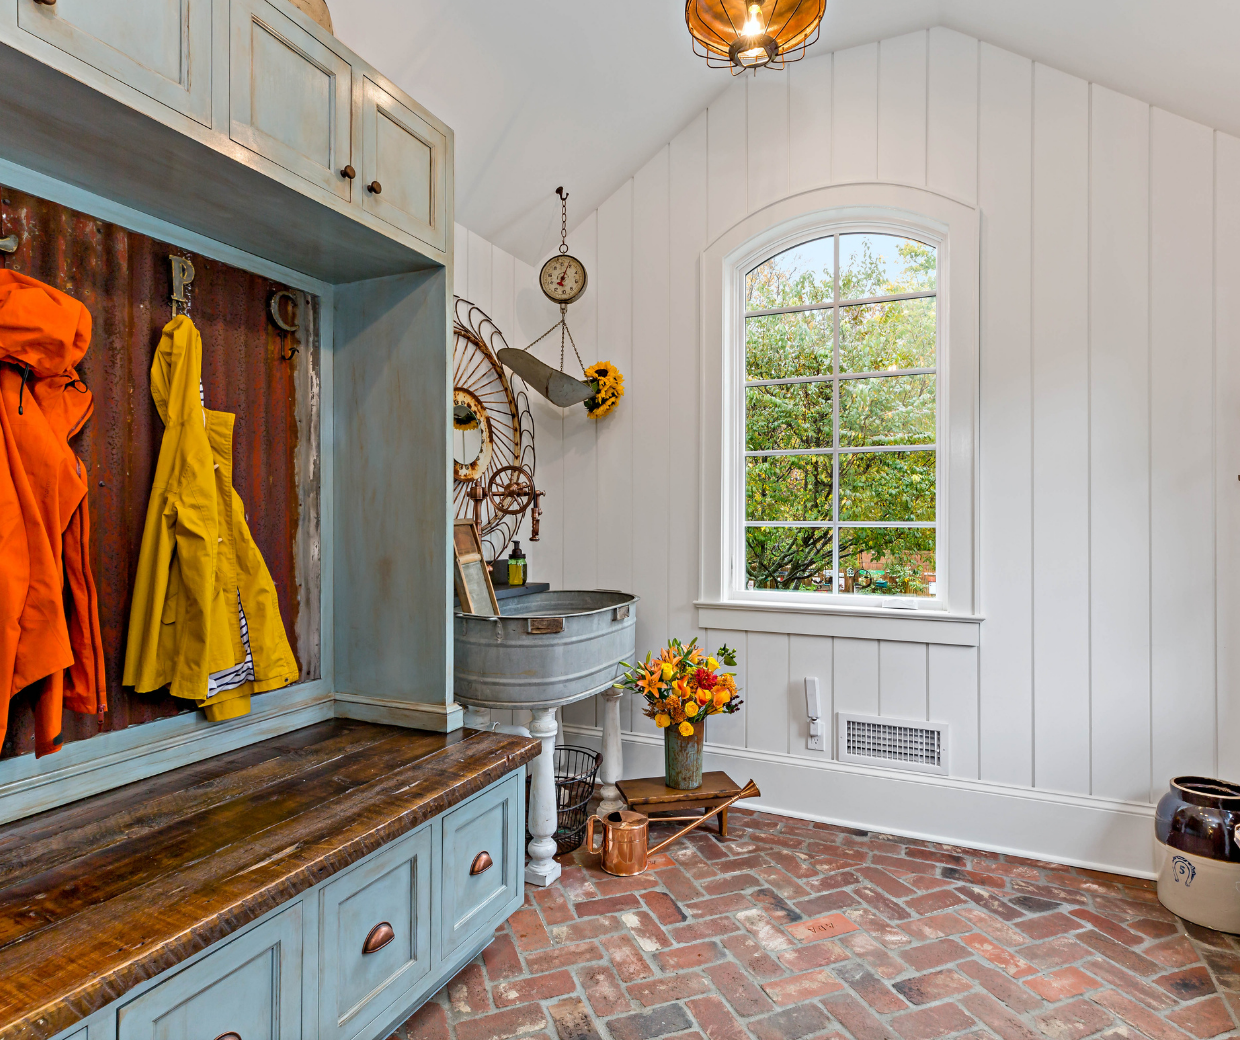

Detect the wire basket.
xmin=525 ymin=745 xmax=602 ymax=856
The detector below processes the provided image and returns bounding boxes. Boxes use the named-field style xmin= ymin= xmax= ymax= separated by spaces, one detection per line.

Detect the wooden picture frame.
xmin=453 ymin=519 xmax=500 ymax=616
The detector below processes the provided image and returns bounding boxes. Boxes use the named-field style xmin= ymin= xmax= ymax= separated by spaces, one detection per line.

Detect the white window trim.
xmin=698 ymin=183 xmax=980 ymax=643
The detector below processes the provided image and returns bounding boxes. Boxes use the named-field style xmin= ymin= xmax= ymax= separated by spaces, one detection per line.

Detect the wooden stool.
xmin=615 ymin=771 xmax=745 ymax=838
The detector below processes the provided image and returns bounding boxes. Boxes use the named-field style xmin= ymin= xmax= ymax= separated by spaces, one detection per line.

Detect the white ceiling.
xmin=330 ymin=1 xmax=1240 ymax=266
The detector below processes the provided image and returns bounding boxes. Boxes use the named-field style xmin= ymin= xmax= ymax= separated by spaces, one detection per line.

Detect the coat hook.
xmin=0 ymin=233 xmax=18 ymax=254
xmin=269 ymin=289 xmax=300 ymax=361
xmin=170 ymin=255 xmax=195 ymax=315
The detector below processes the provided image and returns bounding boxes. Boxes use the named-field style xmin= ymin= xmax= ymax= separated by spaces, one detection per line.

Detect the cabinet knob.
xmin=367 ymin=180 xmax=382 ymax=195
xmin=362 ymin=921 xmax=395 ymax=954
xmin=340 ymin=165 xmax=355 ymax=180
xmin=470 ymin=851 xmax=493 ymax=876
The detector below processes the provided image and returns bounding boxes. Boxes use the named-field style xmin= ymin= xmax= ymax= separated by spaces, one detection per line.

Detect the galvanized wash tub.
xmin=454 ymin=591 xmax=638 ymax=710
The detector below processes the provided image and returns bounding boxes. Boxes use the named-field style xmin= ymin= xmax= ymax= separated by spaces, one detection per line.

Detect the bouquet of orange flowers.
xmin=616 ymin=637 xmax=742 ymax=737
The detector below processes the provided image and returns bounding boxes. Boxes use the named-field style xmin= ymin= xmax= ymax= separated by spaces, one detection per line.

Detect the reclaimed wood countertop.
xmin=0 ymin=719 xmax=539 ymax=1040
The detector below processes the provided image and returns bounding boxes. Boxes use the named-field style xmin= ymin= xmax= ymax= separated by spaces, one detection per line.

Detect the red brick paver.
xmin=389 ymin=808 xmax=1240 ymax=1040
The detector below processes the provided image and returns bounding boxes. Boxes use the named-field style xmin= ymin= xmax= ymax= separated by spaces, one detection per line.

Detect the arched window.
xmin=744 ymin=231 xmax=938 ymax=598
xmin=699 ymin=184 xmax=978 ymax=633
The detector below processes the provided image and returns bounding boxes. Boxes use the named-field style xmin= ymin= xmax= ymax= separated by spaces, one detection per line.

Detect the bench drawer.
xmin=318 ymin=824 xmax=432 ymax=1040
xmin=442 ymin=772 xmax=521 ymax=957
xmin=117 ymin=904 xmax=302 ymax=1040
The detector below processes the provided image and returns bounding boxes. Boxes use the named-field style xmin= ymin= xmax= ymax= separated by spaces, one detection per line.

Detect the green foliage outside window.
xmin=744 ymin=235 xmax=938 ymax=596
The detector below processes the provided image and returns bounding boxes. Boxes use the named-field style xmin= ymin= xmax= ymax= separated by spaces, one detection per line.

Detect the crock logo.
xmin=1171 ymin=855 xmax=1197 ymax=887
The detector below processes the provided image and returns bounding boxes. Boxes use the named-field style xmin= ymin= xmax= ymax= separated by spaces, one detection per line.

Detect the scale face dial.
xmin=539 ymin=253 xmax=588 ymax=304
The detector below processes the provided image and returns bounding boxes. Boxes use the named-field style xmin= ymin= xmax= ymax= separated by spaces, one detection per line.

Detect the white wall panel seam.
xmin=1086 ymin=84 xmax=1095 ymax=795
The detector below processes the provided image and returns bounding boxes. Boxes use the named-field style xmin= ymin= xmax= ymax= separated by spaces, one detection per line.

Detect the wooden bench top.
xmin=0 ymin=719 xmax=539 ymax=1040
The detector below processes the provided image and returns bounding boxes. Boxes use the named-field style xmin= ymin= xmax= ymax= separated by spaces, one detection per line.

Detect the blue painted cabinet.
xmin=318 ymin=825 xmax=433 ymax=1040
xmin=65 ymin=771 xmax=526 ymax=1040
xmin=229 ymin=0 xmax=355 ymax=201
xmin=117 ymin=904 xmax=303 ymax=1040
xmin=15 ymin=0 xmax=213 ymax=125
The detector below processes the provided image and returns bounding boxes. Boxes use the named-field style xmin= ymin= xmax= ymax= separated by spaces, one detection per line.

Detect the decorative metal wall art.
xmin=685 ymin=0 xmax=825 ymax=74
xmin=452 ymin=297 xmax=538 ymax=561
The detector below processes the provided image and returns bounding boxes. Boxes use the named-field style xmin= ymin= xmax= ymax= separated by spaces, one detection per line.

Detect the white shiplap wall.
xmin=454 ymin=28 xmax=1240 ymax=875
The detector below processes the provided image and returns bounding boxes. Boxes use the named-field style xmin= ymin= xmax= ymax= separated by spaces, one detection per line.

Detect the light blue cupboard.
xmin=69 ymin=771 xmax=525 ymax=1040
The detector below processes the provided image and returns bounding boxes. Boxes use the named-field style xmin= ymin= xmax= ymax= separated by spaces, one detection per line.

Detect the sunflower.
xmin=584 ymin=360 xmax=625 ymax=418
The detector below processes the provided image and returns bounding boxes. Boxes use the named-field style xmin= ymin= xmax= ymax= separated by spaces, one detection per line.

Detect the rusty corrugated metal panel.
xmin=0 ymin=186 xmax=320 ymax=758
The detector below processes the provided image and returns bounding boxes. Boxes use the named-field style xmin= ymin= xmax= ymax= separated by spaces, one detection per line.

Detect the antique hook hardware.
xmin=169 ymin=255 xmax=195 ymax=316
xmin=362 ymin=921 xmax=395 ymax=954
xmin=0 ymin=234 xmax=17 ymax=254
xmin=268 ymin=289 xmax=300 ymax=360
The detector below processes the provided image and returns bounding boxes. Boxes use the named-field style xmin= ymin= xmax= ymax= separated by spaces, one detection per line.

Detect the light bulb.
xmin=741 ymin=2 xmax=762 ymax=37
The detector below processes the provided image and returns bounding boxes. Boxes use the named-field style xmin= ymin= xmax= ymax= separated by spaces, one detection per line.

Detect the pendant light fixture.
xmin=686 ymin=0 xmax=825 ymax=74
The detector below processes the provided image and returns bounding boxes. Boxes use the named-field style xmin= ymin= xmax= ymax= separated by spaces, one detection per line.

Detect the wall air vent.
xmin=837 ymin=713 xmax=949 ymax=775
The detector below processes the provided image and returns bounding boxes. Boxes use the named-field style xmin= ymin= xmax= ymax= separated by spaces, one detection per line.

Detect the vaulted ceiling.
xmin=329 ymin=1 xmax=1240 ymax=265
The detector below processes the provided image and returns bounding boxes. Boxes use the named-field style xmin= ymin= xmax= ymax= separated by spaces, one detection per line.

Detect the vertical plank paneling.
xmin=1149 ymin=109 xmax=1216 ymax=793
xmin=489 ymin=246 xmax=515 ymax=339
xmin=878 ymin=30 xmax=927 ymax=186
xmin=668 ymin=112 xmax=709 ymax=648
xmin=928 ymin=644 xmax=980 ymax=779
xmin=788 ymin=634 xmax=833 ymax=761
xmin=706 ymin=629 xmax=747 ymax=748
xmin=631 ymin=148 xmax=672 ymax=737
xmin=832 ymin=638 xmax=880 ymax=753
xmin=926 ymin=28 xmax=979 ymax=204
xmin=789 ymin=53 xmax=832 ymax=195
xmin=747 ymin=75 xmax=789 ymax=212
xmin=596 ymin=181 xmax=635 ymax=730
xmin=1089 ymin=85 xmax=1151 ymax=801
xmin=832 ymin=43 xmax=879 ymax=183
xmin=745 ymin=632 xmax=791 ymax=753
xmin=1216 ymin=132 xmax=1240 ymax=784
xmin=977 ymin=43 xmax=1034 ymax=787
xmin=466 ymin=229 xmax=492 ymax=311
xmin=1031 ymin=63 xmax=1091 ymax=794
xmin=452 ymin=222 xmax=468 ymax=296
xmin=878 ymin=641 xmax=928 ymax=720
xmin=708 ymin=80 xmax=748 ymax=242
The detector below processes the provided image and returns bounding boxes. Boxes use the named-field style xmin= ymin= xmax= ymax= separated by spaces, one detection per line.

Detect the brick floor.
xmin=388 ymin=808 xmax=1240 ymax=1040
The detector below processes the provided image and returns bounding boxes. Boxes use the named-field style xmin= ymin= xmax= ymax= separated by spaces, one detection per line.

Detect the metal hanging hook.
xmin=556 ymin=186 xmax=569 ymax=254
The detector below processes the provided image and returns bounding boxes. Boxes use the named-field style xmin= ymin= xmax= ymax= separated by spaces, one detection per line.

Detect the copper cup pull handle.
xmin=362 ymin=922 xmax=395 ymax=955
xmin=214 ymin=1034 xmax=241 ymax=1040
xmin=470 ymin=851 xmax=493 ymax=876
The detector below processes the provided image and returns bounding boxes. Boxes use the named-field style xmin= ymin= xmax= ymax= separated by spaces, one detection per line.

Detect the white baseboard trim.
xmin=0 ymin=681 xmax=335 ymax=825
xmin=562 ymin=724 xmax=1157 ymax=879
xmin=333 ymin=694 xmax=464 ymax=732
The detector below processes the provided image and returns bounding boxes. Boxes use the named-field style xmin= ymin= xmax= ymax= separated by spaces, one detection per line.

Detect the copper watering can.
xmin=585 ymin=780 xmax=760 ymax=876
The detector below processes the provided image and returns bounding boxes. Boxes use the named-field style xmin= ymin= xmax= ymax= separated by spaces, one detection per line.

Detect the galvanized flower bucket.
xmin=664 ymin=719 xmax=706 ymax=789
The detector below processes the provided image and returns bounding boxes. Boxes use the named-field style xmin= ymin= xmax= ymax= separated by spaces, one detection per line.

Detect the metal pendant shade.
xmin=496 ymin=348 xmax=593 ymax=408
xmin=685 ymin=0 xmax=825 ymax=73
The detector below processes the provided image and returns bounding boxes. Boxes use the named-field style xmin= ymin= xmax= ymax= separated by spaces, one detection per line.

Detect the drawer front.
xmin=318 ymin=824 xmax=432 ymax=1040
xmin=442 ymin=772 xmax=521 ymax=956
xmin=229 ymin=0 xmax=353 ymax=200
xmin=17 ymin=0 xmax=212 ymax=125
xmin=117 ymin=904 xmax=302 ymax=1040
xmin=359 ymin=76 xmax=447 ymax=252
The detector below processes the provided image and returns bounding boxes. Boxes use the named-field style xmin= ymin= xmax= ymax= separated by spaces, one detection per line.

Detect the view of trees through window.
xmin=744 ymin=232 xmax=938 ymax=597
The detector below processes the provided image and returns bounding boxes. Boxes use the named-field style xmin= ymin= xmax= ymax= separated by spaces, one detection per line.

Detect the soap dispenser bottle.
xmin=507 ymin=541 xmax=527 ymax=587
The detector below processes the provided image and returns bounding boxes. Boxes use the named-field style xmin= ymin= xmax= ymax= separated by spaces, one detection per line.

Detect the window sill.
xmin=694 ymin=599 xmax=983 ymax=646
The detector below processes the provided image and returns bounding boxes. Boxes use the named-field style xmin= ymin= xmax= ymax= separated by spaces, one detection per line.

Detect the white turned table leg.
xmin=596 ymin=687 xmax=626 ymax=816
xmin=462 ymin=704 xmax=491 ymax=730
xmin=524 ymin=706 xmax=562 ymax=887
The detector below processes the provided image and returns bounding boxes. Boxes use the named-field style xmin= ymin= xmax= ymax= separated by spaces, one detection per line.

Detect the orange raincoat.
xmin=0 ymin=269 xmax=106 ymax=756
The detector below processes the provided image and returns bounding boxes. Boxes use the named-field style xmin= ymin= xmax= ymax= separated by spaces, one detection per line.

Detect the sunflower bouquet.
xmin=583 ymin=360 xmax=624 ymax=418
xmin=616 ymin=637 xmax=742 ymax=737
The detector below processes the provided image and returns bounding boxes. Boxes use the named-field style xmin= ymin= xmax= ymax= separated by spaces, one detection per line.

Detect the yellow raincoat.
xmin=122 ymin=315 xmax=298 ymax=719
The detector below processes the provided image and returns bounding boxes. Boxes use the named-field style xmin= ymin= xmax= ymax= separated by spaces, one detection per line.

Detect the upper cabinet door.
xmin=360 ymin=77 xmax=447 ymax=252
xmin=229 ymin=0 xmax=353 ymax=201
xmin=17 ymin=0 xmax=212 ymax=125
